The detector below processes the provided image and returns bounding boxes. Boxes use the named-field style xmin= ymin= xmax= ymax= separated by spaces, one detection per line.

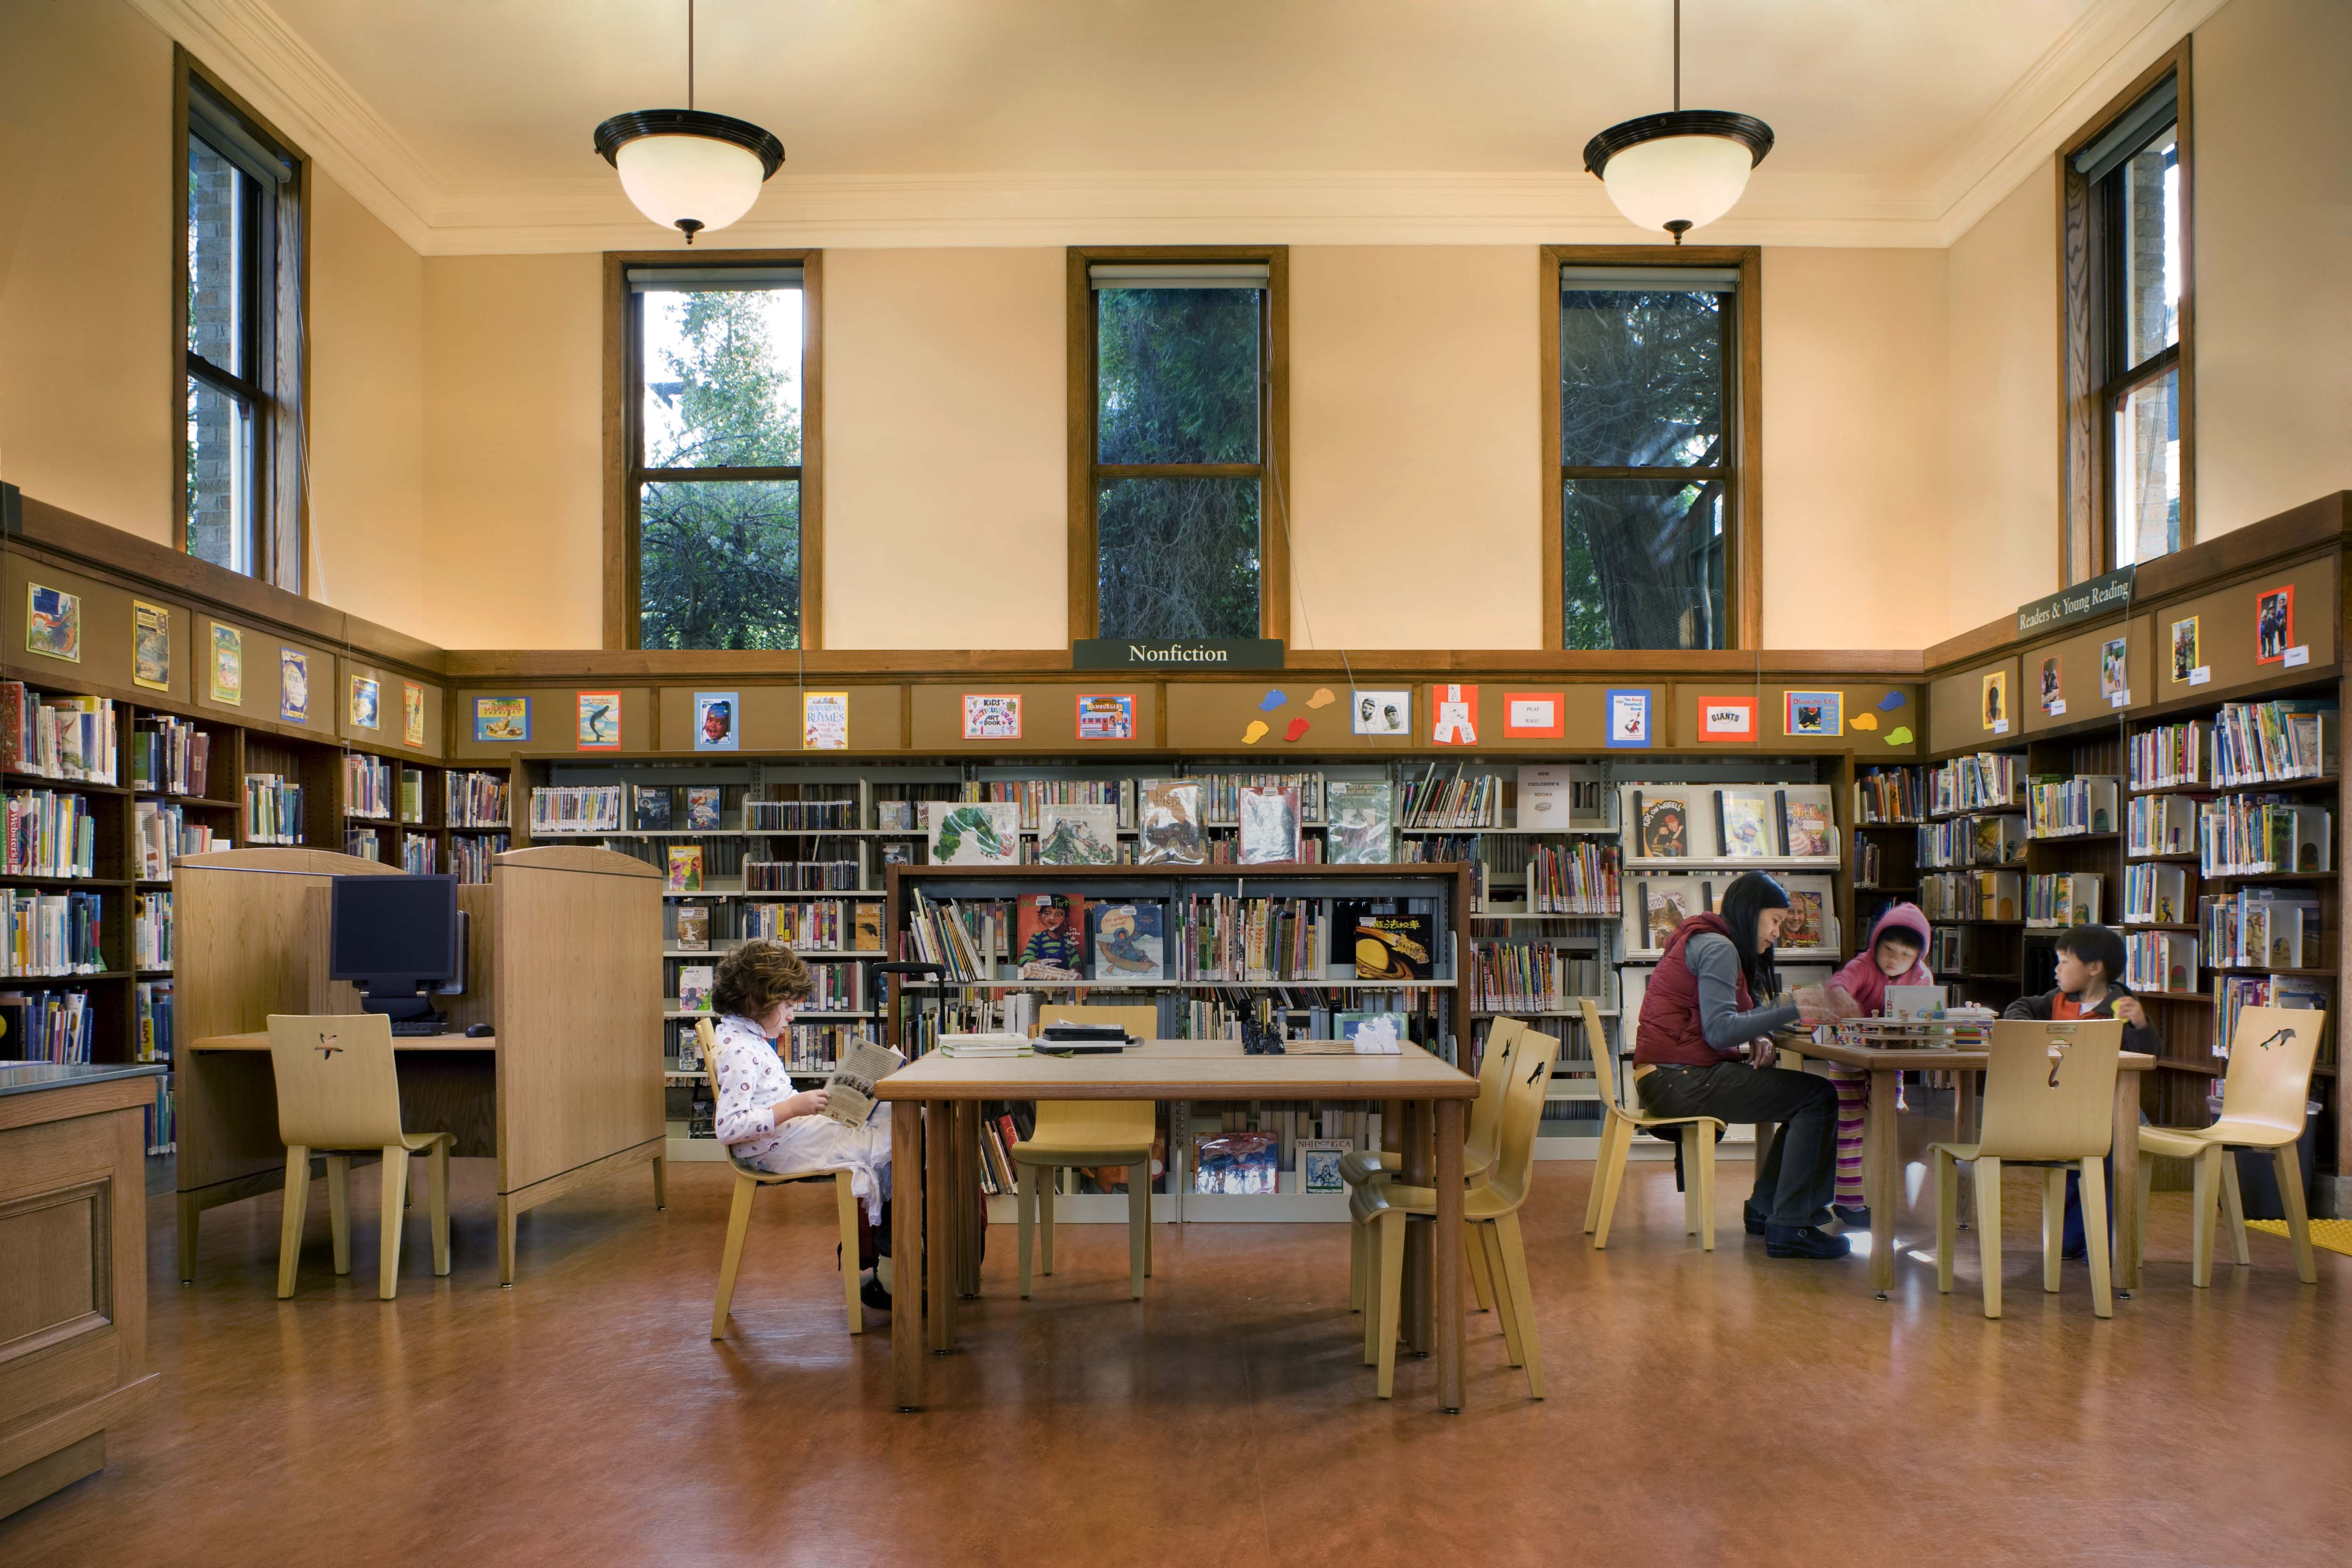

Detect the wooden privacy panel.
xmin=1666 ymin=682 xmax=1919 ymax=754
xmin=1162 ymin=680 xmax=1414 ymax=752
xmin=1927 ymin=655 xmax=2022 ymax=757
xmin=491 ymin=846 xmax=663 ymax=1198
xmin=657 ymin=683 xmax=903 ymax=753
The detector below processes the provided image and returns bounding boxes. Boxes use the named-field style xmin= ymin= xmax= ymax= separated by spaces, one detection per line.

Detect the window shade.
xmin=189 ymin=88 xmax=292 ymax=185
xmin=2071 ymin=78 xmax=2179 ymax=186
xmin=627 ymin=266 xmax=804 ymax=291
xmin=1559 ymin=266 xmax=1739 ymax=291
xmin=1089 ymin=262 xmax=1269 ymax=289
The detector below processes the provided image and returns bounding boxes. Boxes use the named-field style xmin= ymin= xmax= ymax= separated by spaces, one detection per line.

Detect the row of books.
xmin=2123 ymin=862 xmax=2190 ymax=926
xmin=743 ymin=858 xmax=861 ymax=892
xmin=1400 ymin=766 xmax=1500 ymax=830
xmin=136 ymin=979 xmax=174 ymax=1062
xmin=1526 ymin=841 xmax=1621 ymax=915
xmin=530 ymin=785 xmax=622 ymax=834
xmin=135 ymin=800 xmax=224 ymax=879
xmin=449 ymin=832 xmax=507 ymax=883
xmin=1933 ymin=753 xmax=2023 ymax=813
xmin=243 ymin=774 xmax=305 ymax=845
xmin=130 ymin=715 xmax=211 ymax=797
xmin=344 ymin=829 xmax=435 ymax=874
xmin=671 ymin=899 xmax=886 ymax=951
xmin=344 ymin=755 xmax=428 ymax=822
xmin=1625 ymin=784 xmax=1836 ymax=860
xmin=1173 ymin=895 xmax=1330 ymax=983
xmin=744 ymin=798 xmax=858 ymax=832
xmin=927 ymin=779 xmax=1134 ymax=831
xmin=2211 ymin=700 xmax=2337 ymax=788
xmin=634 ymin=784 xmax=727 ymax=831
xmin=672 ymin=1020 xmax=883 ymax=1078
xmin=2024 ymin=873 xmax=2102 ymax=928
xmin=135 ymin=890 xmax=171 ymax=969
xmin=447 ymin=770 xmax=511 ymax=828
xmin=144 ymin=1073 xmax=176 ymax=1154
xmin=2124 ymin=932 xmax=2197 ymax=993
xmin=2126 ymin=794 xmax=2197 ymax=858
xmin=0 ymin=887 xmax=105 ymax=975
xmin=1917 ymin=813 xmax=2026 ymax=869
xmin=5 ymin=789 xmax=100 ymax=878
xmin=2215 ymin=975 xmax=2330 ymax=1061
xmin=1468 ymin=942 xmax=1604 ymax=1013
xmin=0 ymin=988 xmax=96 ymax=1062
xmin=2200 ymin=889 xmax=2322 ymax=971
xmin=1631 ymin=875 xmax=1835 ymax=953
xmin=1920 ymin=870 xmax=2019 ymax=923
xmin=672 ymin=958 xmax=868 ymax=1014
xmin=1926 ymin=926 xmax=1971 ymax=974
xmin=1196 ymin=772 xmax=1329 ymax=827
xmin=2027 ymin=775 xmax=2118 ymax=838
xmin=0 ymin=686 xmax=116 ymax=783
xmin=1854 ymin=765 xmax=1930 ymax=825
xmin=2130 ymin=720 xmax=2209 ymax=791
xmin=2197 ymin=798 xmax=2330 ymax=876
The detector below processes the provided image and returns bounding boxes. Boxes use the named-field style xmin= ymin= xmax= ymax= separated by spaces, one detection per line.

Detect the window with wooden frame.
xmin=174 ymin=49 xmax=307 ymax=588
xmin=1540 ymin=248 xmax=1760 ymax=651
xmin=2061 ymin=44 xmax=2192 ymax=578
xmin=1067 ymin=248 xmax=1289 ymax=643
xmin=604 ymin=253 xmax=822 ymax=650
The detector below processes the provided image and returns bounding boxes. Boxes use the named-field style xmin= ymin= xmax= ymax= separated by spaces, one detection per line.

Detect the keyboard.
xmin=389 ymin=1019 xmax=447 ymax=1037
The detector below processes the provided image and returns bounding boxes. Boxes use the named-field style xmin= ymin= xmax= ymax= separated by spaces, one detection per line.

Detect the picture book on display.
xmin=926 ymin=800 xmax=1021 ymax=865
xmin=667 ymin=845 xmax=704 ymax=891
xmin=673 ymin=904 xmax=711 ymax=952
xmin=686 ymin=787 xmax=722 ymax=831
xmin=1633 ymin=790 xmax=1690 ymax=859
xmin=1779 ymin=786 xmax=1836 ymax=858
xmin=1089 ymin=901 xmax=1165 ymax=980
xmin=854 ymin=903 xmax=884 ymax=951
xmin=634 ymin=785 xmax=673 ymax=831
xmin=1298 ymin=1138 xmax=1354 ymax=1193
xmin=1715 ymin=790 xmax=1780 ymax=858
xmin=1138 ymin=780 xmax=1206 ymax=865
xmin=1016 ymin=893 xmax=1089 ymax=980
xmin=678 ymin=964 xmax=714 ymax=1013
xmin=1236 ymin=785 xmax=1302 ymax=865
xmin=1351 ymin=909 xmax=1432 ymax=981
xmin=1639 ymin=879 xmax=1708 ymax=949
xmin=1192 ymin=1131 xmax=1281 ymax=1195
xmin=1037 ymin=804 xmax=1119 ymax=866
xmin=1325 ymin=780 xmax=1394 ymax=865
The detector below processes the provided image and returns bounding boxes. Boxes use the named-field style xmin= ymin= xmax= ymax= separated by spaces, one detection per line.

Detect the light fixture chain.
xmin=687 ymin=0 xmax=695 ymax=111
xmin=1673 ymin=0 xmax=1681 ymax=113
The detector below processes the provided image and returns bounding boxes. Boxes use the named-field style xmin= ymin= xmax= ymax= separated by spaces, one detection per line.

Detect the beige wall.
xmin=1289 ymin=247 xmax=1543 ymax=648
xmin=0 ymin=0 xmax=174 ymax=544
xmin=419 ymin=253 xmax=604 ymax=649
xmin=1758 ymin=248 xmax=1951 ymax=649
xmin=823 ymin=249 xmax=1067 ymax=649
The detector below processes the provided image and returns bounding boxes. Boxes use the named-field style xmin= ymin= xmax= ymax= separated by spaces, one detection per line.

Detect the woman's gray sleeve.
xmin=1686 ymin=933 xmax=1802 ymax=1051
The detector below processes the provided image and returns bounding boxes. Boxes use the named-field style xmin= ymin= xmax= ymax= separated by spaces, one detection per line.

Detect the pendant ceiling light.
xmin=1582 ymin=0 xmax=1773 ymax=243
xmin=593 ymin=0 xmax=784 ymax=244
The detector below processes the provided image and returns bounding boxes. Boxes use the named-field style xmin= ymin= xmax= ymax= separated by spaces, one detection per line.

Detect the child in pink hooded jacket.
xmin=1822 ymin=903 xmax=1934 ymax=1227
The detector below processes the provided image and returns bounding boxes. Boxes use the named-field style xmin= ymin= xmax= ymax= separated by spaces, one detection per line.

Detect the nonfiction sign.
xmin=2017 ymin=566 xmax=2134 ymax=637
xmin=1072 ymin=637 xmax=1285 ymax=670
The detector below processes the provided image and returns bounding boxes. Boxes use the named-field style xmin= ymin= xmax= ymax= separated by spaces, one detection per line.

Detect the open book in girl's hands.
xmin=823 ymin=1041 xmax=905 ymax=1127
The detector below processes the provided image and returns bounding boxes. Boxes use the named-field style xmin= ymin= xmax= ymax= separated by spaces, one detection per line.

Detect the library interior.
xmin=3 ymin=1 xmax=2350 ymax=1561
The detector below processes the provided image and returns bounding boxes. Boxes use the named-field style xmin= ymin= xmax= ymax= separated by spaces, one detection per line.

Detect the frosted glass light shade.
xmin=594 ymin=109 xmax=786 ymax=243
xmin=1583 ymin=110 xmax=1774 ymax=239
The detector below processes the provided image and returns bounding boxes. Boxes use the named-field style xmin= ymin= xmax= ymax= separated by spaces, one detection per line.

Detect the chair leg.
xmin=2042 ymin=1167 xmax=2066 ymax=1295
xmin=326 ymin=1155 xmax=351 ymax=1276
xmin=1349 ymin=1205 xmax=1366 ymax=1312
xmin=1681 ymin=1126 xmax=1703 ymax=1235
xmin=1373 ymin=1211 xmax=1405 ymax=1399
xmin=1479 ymin=1221 xmax=1524 ymax=1367
xmin=1039 ymin=1165 xmax=1055 ymax=1276
xmin=1583 ymin=1117 xmax=1619 ymax=1233
xmin=2081 ymin=1157 xmax=2112 ymax=1319
xmin=1494 ymin=1211 xmax=1544 ymax=1400
xmin=1360 ymin=1217 xmax=1383 ymax=1365
xmin=1465 ymin=1222 xmax=1495 ymax=1311
xmin=427 ymin=1141 xmax=451 ymax=1278
xmin=1973 ymin=1156 xmax=2003 ymax=1319
xmin=1695 ymin=1127 xmax=1717 ymax=1251
xmin=711 ymin=1172 xmax=757 ymax=1339
xmin=377 ymin=1146 xmax=408 ymax=1301
xmin=1128 ymin=1162 xmax=1149 ymax=1300
xmin=2190 ymin=1147 xmax=2220 ymax=1289
xmin=2137 ymin=1153 xmax=2156 ymax=1240
xmin=1589 ymin=1118 xmax=1632 ymax=1249
xmin=2218 ymin=1150 xmax=2251 ymax=1267
xmin=1015 ymin=1161 xmax=1037 ymax=1299
xmin=1934 ymin=1151 xmax=1957 ymax=1294
xmin=276 ymin=1145 xmax=311 ymax=1300
xmin=835 ymin=1171 xmax=863 ymax=1335
xmin=2274 ymin=1143 xmax=2319 ymax=1286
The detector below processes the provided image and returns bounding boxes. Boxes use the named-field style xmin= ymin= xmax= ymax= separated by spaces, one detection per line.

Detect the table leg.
xmin=176 ymin=1192 xmax=200 ymax=1285
xmin=2112 ymin=1073 xmax=2142 ymax=1293
xmin=891 ymin=1096 xmax=926 ymax=1411
xmin=1867 ymin=1069 xmax=1899 ymax=1297
xmin=1402 ymin=1099 xmax=1433 ymax=1356
xmin=926 ymin=1100 xmax=954 ymax=1353
xmin=957 ymin=1102 xmax=982 ymax=1298
xmin=1434 ymin=1098 xmax=1465 ymax=1414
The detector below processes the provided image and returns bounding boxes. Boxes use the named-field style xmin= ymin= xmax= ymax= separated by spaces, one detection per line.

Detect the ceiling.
xmin=131 ymin=0 xmax=2227 ymax=253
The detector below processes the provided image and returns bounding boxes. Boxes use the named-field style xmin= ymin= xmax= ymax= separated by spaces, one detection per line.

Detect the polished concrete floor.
xmin=7 ymin=1130 xmax=2351 ymax=1567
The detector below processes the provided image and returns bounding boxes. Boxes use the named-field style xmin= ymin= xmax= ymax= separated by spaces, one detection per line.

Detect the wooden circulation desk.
xmin=875 ymin=1039 xmax=1479 ymax=1413
xmin=174 ymin=846 xmax=663 ymax=1286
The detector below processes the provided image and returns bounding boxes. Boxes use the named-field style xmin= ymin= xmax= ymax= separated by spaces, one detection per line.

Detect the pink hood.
xmin=1829 ymin=902 xmax=1934 ymax=1015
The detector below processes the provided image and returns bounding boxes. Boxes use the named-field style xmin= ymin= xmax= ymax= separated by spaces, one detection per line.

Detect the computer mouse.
xmin=465 ymin=1023 xmax=494 ymax=1038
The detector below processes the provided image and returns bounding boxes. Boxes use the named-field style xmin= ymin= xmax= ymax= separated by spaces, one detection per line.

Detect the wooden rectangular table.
xmin=873 ymin=1040 xmax=1479 ymax=1412
xmin=1785 ymin=1037 xmax=2156 ymax=1296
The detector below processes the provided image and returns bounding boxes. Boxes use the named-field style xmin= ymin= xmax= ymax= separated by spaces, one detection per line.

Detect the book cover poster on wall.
xmin=2255 ymin=584 xmax=2295 ymax=663
xmin=401 ymin=681 xmax=426 ymax=747
xmin=1037 ymin=805 xmax=1119 ymax=866
xmin=693 ymin=691 xmax=738 ymax=751
xmin=1326 ymin=780 xmax=1395 ymax=865
xmin=279 ymin=649 xmax=310 ymax=724
xmin=1352 ymin=689 xmax=1410 ymax=736
xmin=1605 ymin=688 xmax=1650 ymax=748
xmin=1699 ymin=697 xmax=1756 ymax=742
xmin=24 ymin=585 xmax=80 ymax=662
xmin=2170 ymin=617 xmax=2202 ymax=682
xmin=802 ymin=691 xmax=849 ymax=751
xmin=961 ymin=693 xmax=1021 ymax=740
xmin=131 ymin=601 xmax=170 ymax=690
xmin=349 ymin=675 xmax=380 ymax=730
xmin=1089 ymin=901 xmax=1165 ymax=980
xmin=1784 ymin=690 xmax=1842 ymax=737
xmin=926 ymin=800 xmax=1020 ymax=865
xmin=1980 ymin=670 xmax=2007 ymax=731
xmin=2037 ymin=657 xmax=2063 ymax=716
xmin=1016 ymin=893 xmax=1088 ymax=978
xmin=1502 ymin=691 xmax=1564 ymax=739
xmin=1075 ymin=692 xmax=1135 ymax=741
xmin=2099 ymin=637 xmax=2127 ymax=699
xmin=474 ymin=695 xmax=529 ymax=743
xmin=577 ymin=691 xmax=620 ymax=749
xmin=209 ymin=624 xmax=244 ymax=705
xmin=1429 ymin=684 xmax=1479 ymax=745
xmin=1138 ymin=781 xmax=1207 ymax=865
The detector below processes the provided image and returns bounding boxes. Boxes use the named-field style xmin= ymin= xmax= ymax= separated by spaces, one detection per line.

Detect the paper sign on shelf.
xmin=2284 ymin=646 xmax=2311 ymax=667
xmin=2047 ymin=699 xmax=2066 ymax=717
xmin=2188 ymin=667 xmax=2211 ymax=686
xmin=2110 ymin=691 xmax=2132 ymax=708
xmin=1991 ymin=719 xmax=2010 ymax=735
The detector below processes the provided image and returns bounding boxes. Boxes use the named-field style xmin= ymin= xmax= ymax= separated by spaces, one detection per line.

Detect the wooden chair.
xmin=700 ymin=1019 xmax=866 ymax=1339
xmin=265 ymin=1013 xmax=453 ymax=1301
xmin=1580 ymin=997 xmax=1726 ymax=1250
xmin=2137 ymin=1004 xmax=2326 ymax=1288
xmin=1929 ymin=1019 xmax=2123 ymax=1319
xmin=1352 ymin=1024 xmax=1561 ymax=1399
xmin=1013 ymin=1004 xmax=1159 ymax=1301
xmin=1343 ymin=1015 xmax=1525 ymax=1315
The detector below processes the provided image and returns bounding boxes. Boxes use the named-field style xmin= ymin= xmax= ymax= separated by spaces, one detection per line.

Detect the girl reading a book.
xmin=1632 ymin=872 xmax=1856 ymax=1259
xmin=710 ymin=939 xmax=898 ymax=1310
xmin=1821 ymin=903 xmax=1935 ymax=1228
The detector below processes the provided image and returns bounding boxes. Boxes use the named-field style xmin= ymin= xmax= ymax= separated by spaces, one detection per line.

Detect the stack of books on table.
xmin=938 ymin=1032 xmax=1032 ymax=1057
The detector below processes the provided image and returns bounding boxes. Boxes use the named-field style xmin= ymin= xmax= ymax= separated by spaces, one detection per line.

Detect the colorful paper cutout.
xmin=1885 ymin=725 xmax=1913 ymax=746
xmin=1283 ymin=718 xmax=1310 ymax=742
xmin=1242 ymin=719 xmax=1269 ymax=744
xmin=1850 ymin=711 xmax=1879 ymax=731
xmin=1878 ymin=690 xmax=1907 ymax=711
xmin=1258 ymin=689 xmax=1288 ymax=710
xmin=1307 ymin=688 xmax=1336 ymax=709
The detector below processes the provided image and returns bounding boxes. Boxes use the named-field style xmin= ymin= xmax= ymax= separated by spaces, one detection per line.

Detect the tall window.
xmin=1071 ymin=252 xmax=1288 ymax=642
xmin=2063 ymin=51 xmax=2192 ymax=575
xmin=178 ymin=58 xmax=304 ymax=584
xmin=1545 ymin=254 xmax=1757 ymax=650
xmin=615 ymin=260 xmax=816 ymax=650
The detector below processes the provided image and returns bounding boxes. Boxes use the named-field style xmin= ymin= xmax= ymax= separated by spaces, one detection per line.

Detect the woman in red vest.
xmin=1633 ymin=872 xmax=1852 ymax=1259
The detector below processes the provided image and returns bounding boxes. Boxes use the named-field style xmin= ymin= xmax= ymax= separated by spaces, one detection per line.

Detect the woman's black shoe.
xmin=1764 ymin=1224 xmax=1852 ymax=1259
xmin=1833 ymin=1204 xmax=1871 ymax=1230
xmin=860 ymin=1274 xmax=893 ymax=1313
xmin=1744 ymin=1204 xmax=1767 ymax=1235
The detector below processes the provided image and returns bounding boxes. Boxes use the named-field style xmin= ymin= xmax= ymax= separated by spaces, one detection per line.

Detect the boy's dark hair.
xmin=1717 ymin=872 xmax=1791 ymax=1000
xmin=713 ymin=939 xmax=813 ymax=1020
xmin=2055 ymin=924 xmax=2128 ymax=986
xmin=1876 ymin=927 xmax=1923 ymax=955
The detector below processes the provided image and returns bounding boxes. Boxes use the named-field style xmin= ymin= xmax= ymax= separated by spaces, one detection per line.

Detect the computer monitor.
xmin=329 ymin=874 xmax=461 ymax=1023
